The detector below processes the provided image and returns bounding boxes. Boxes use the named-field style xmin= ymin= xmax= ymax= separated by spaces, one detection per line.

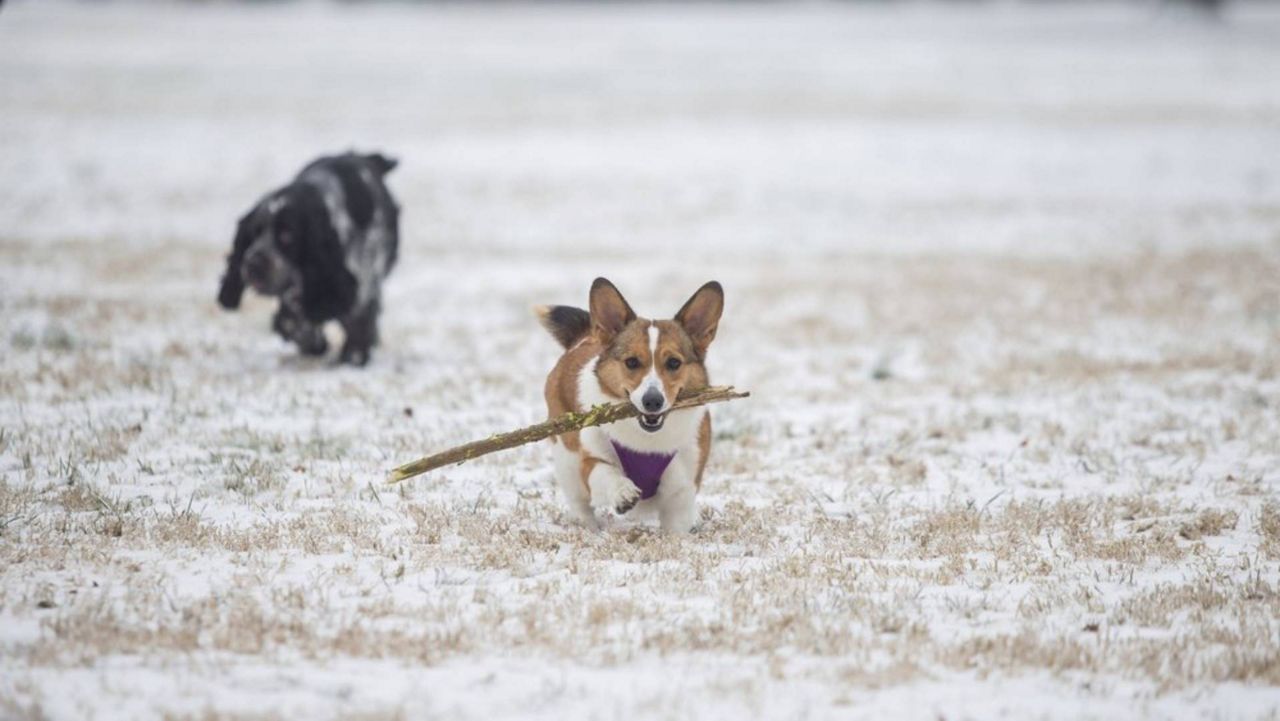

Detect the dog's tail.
xmin=365 ymin=153 xmax=398 ymax=176
xmin=535 ymin=305 xmax=592 ymax=349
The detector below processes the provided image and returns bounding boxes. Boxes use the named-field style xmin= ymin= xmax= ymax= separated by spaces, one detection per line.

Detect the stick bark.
xmin=386 ymin=385 xmax=749 ymax=483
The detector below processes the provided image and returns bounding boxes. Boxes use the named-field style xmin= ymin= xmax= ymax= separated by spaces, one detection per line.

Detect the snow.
xmin=2 ymin=1 xmax=1280 ymax=719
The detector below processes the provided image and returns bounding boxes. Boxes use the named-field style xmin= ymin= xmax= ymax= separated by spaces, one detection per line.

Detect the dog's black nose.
xmin=641 ymin=387 xmax=665 ymax=413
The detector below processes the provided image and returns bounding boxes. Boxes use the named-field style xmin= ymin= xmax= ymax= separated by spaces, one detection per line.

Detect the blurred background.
xmin=4 ymin=2 xmax=1280 ymax=718
xmin=3 ymin=0 xmax=1277 ymax=262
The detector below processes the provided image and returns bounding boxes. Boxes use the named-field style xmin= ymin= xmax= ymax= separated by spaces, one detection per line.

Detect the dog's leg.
xmin=273 ymin=305 xmax=327 ymax=356
xmin=551 ymin=442 xmax=597 ymax=529
xmin=656 ymin=457 xmax=700 ymax=534
xmin=340 ymin=299 xmax=378 ymax=366
xmin=584 ymin=456 xmax=640 ymax=516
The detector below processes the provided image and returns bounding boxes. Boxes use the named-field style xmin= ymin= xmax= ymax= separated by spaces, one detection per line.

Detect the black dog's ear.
xmin=217 ymin=213 xmax=252 ymax=310
xmin=296 ymin=188 xmax=356 ymax=323
xmin=365 ymin=153 xmax=398 ymax=176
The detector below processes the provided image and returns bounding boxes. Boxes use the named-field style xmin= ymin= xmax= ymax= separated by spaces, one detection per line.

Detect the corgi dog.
xmin=537 ymin=278 xmax=724 ymax=534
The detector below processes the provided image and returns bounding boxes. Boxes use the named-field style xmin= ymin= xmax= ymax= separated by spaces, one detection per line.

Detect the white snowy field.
xmin=2 ymin=1 xmax=1280 ymax=719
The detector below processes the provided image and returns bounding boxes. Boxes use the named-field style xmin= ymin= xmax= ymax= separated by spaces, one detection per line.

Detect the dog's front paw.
xmin=275 ymin=312 xmax=328 ymax=356
xmin=589 ymin=467 xmax=640 ymax=516
xmin=614 ymin=486 xmax=640 ymax=515
xmin=296 ymin=333 xmax=329 ymax=357
xmin=339 ymin=344 xmax=369 ymax=366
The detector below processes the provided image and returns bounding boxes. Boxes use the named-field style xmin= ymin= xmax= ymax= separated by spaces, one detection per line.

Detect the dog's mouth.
xmin=638 ymin=413 xmax=666 ymax=433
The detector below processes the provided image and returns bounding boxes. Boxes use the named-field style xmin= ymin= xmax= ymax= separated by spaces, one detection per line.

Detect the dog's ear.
xmin=589 ymin=277 xmax=636 ymax=344
xmin=296 ymin=188 xmax=356 ymax=323
xmin=366 ymin=153 xmax=398 ymax=176
xmin=217 ymin=213 xmax=252 ymax=310
xmin=674 ymin=281 xmax=724 ymax=360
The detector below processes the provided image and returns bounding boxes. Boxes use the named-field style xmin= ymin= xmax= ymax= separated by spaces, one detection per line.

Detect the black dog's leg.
xmin=273 ymin=304 xmax=328 ymax=357
xmin=339 ymin=299 xmax=379 ymax=366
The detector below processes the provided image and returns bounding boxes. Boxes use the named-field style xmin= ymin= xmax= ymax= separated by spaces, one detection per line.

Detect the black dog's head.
xmin=217 ymin=184 xmax=354 ymax=320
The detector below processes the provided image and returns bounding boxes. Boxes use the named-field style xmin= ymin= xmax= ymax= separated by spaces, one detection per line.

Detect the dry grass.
xmin=4 ymin=248 xmax=1278 ymax=718
xmin=4 ymin=485 xmax=1277 ymax=690
xmin=4 ymin=1 xmax=1280 ymax=714
xmin=3 ymin=254 xmax=1278 ymax=718
xmin=1260 ymin=504 xmax=1280 ymax=560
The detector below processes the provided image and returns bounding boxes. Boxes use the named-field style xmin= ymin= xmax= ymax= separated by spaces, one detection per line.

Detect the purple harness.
xmin=610 ymin=440 xmax=676 ymax=500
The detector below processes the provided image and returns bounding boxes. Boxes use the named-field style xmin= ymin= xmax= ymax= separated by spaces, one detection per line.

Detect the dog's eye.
xmin=665 ymin=357 xmax=682 ymax=371
xmin=278 ymin=232 xmax=292 ymax=247
xmin=624 ymin=357 xmax=641 ymax=370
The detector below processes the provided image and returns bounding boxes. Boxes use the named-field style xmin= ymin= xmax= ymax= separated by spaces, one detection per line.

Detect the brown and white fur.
xmin=537 ymin=278 xmax=724 ymax=534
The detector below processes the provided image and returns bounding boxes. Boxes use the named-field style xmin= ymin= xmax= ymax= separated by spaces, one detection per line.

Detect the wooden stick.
xmin=386 ymin=385 xmax=750 ymax=484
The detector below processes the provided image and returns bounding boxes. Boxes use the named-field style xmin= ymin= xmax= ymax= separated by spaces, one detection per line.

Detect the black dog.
xmin=218 ymin=152 xmax=400 ymax=366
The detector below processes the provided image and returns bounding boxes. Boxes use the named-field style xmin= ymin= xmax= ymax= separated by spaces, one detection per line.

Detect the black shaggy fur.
xmin=218 ymin=152 xmax=400 ymax=366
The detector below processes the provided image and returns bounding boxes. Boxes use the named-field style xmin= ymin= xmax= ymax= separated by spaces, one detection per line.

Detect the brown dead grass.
xmin=1179 ymin=509 xmax=1239 ymax=540
xmin=5 ymin=489 xmax=1277 ymax=693
xmin=2 ymin=245 xmax=1278 ymax=713
xmin=1259 ymin=504 xmax=1280 ymax=560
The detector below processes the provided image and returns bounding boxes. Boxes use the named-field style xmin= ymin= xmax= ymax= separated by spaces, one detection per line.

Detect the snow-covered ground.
xmin=2 ymin=1 xmax=1280 ymax=719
